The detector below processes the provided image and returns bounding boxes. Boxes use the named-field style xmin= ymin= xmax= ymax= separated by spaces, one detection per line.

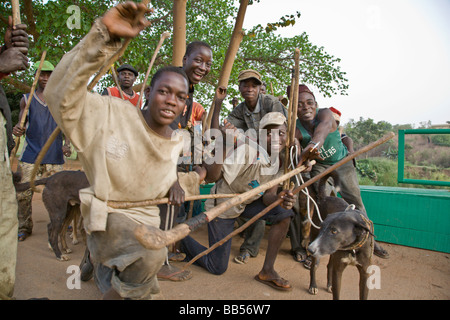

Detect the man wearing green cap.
xmin=12 ymin=60 xmax=71 ymax=241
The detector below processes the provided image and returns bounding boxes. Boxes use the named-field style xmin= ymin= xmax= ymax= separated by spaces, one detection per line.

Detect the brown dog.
xmin=15 ymin=170 xmax=89 ymax=261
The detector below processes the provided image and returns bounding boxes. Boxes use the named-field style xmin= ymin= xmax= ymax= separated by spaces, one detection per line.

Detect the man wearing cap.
xmin=12 ymin=60 xmax=71 ymax=242
xmin=227 ymin=69 xmax=287 ymax=133
xmin=181 ymin=112 xmax=297 ymax=291
xmin=102 ymin=64 xmax=141 ymax=108
xmin=295 ymin=84 xmax=389 ymax=259
xmin=226 ymin=69 xmax=288 ymax=264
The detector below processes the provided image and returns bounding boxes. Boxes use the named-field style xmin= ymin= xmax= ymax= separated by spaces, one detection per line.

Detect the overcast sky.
xmin=242 ymin=0 xmax=450 ymax=126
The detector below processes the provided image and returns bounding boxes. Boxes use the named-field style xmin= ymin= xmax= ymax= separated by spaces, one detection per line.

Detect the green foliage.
xmin=265 ymin=12 xmax=301 ymax=33
xmin=356 ymin=160 xmax=377 ymax=182
xmin=382 ymin=146 xmax=398 ymax=160
xmin=356 ymin=158 xmax=398 ymax=187
xmin=344 ymin=117 xmax=393 ymax=153
xmin=431 ymin=134 xmax=450 ymax=147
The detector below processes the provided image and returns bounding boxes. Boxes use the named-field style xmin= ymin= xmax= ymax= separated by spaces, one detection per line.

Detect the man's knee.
xmin=209 ymin=263 xmax=228 ymax=275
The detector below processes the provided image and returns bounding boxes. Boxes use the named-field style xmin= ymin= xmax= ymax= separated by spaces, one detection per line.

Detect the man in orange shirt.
xmin=102 ymin=64 xmax=141 ymax=108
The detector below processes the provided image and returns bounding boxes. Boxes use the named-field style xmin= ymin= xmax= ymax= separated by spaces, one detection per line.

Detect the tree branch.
xmin=2 ymin=76 xmax=31 ymax=93
xmin=23 ymin=0 xmax=39 ymax=41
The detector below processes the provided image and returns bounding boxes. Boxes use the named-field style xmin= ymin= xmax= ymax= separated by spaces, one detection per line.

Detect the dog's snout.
xmin=307 ymin=240 xmax=319 ymax=256
xmin=307 ymin=246 xmax=316 ymax=255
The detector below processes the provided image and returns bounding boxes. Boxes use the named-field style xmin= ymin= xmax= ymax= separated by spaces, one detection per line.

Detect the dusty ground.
xmin=11 ymin=161 xmax=450 ymax=301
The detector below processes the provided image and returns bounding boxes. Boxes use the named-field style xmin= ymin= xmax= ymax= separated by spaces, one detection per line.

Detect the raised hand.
xmin=101 ymin=1 xmax=152 ymax=39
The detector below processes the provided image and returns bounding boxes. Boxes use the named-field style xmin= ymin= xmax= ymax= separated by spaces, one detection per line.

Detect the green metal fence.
xmin=361 ymin=186 xmax=450 ymax=253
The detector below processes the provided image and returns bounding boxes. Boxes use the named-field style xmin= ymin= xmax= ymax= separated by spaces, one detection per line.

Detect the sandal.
xmin=234 ymin=251 xmax=250 ymax=264
xmin=18 ymin=232 xmax=30 ymax=242
xmin=157 ymin=265 xmax=193 ymax=282
xmin=254 ymin=275 xmax=292 ymax=291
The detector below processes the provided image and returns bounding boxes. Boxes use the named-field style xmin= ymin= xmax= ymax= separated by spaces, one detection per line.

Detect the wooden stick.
xmin=172 ymin=0 xmax=186 ymax=67
xmin=134 ymin=162 xmax=313 ymax=250
xmin=110 ymin=66 xmax=124 ymax=99
xmin=10 ymin=50 xmax=47 ymax=164
xmin=107 ymin=193 xmax=239 ymax=209
xmin=283 ymin=71 xmax=296 ymax=189
xmin=136 ymin=31 xmax=171 ymax=107
xmin=12 ymin=0 xmax=21 ymax=25
xmin=284 ymin=48 xmax=300 ymax=189
xmin=204 ymin=0 xmax=249 ymax=133
xmin=28 ymin=126 xmax=61 ymax=191
xmin=290 ymin=49 xmax=301 ymax=145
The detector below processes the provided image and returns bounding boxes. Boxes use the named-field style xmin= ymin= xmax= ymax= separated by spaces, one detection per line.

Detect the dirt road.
xmin=11 ymin=162 xmax=450 ymax=301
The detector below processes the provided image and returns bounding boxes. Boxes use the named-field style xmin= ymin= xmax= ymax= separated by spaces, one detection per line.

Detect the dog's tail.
xmin=317 ymin=171 xmax=341 ymax=201
xmin=13 ymin=177 xmax=50 ymax=192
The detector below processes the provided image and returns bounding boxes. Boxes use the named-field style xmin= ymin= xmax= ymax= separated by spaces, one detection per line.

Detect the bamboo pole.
xmin=204 ymin=0 xmax=249 ymax=133
xmin=10 ymin=50 xmax=47 ymax=164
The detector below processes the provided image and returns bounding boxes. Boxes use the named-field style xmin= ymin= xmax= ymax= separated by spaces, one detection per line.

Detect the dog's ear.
xmin=345 ymin=204 xmax=356 ymax=211
xmin=354 ymin=220 xmax=375 ymax=237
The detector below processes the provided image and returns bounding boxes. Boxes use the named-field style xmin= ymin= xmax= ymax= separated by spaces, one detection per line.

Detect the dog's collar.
xmin=339 ymin=214 xmax=374 ymax=255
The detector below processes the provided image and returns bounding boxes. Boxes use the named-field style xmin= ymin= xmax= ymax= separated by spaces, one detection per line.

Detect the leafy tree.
xmin=344 ymin=117 xmax=393 ymax=157
xmin=1 ymin=0 xmax=348 ymax=118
